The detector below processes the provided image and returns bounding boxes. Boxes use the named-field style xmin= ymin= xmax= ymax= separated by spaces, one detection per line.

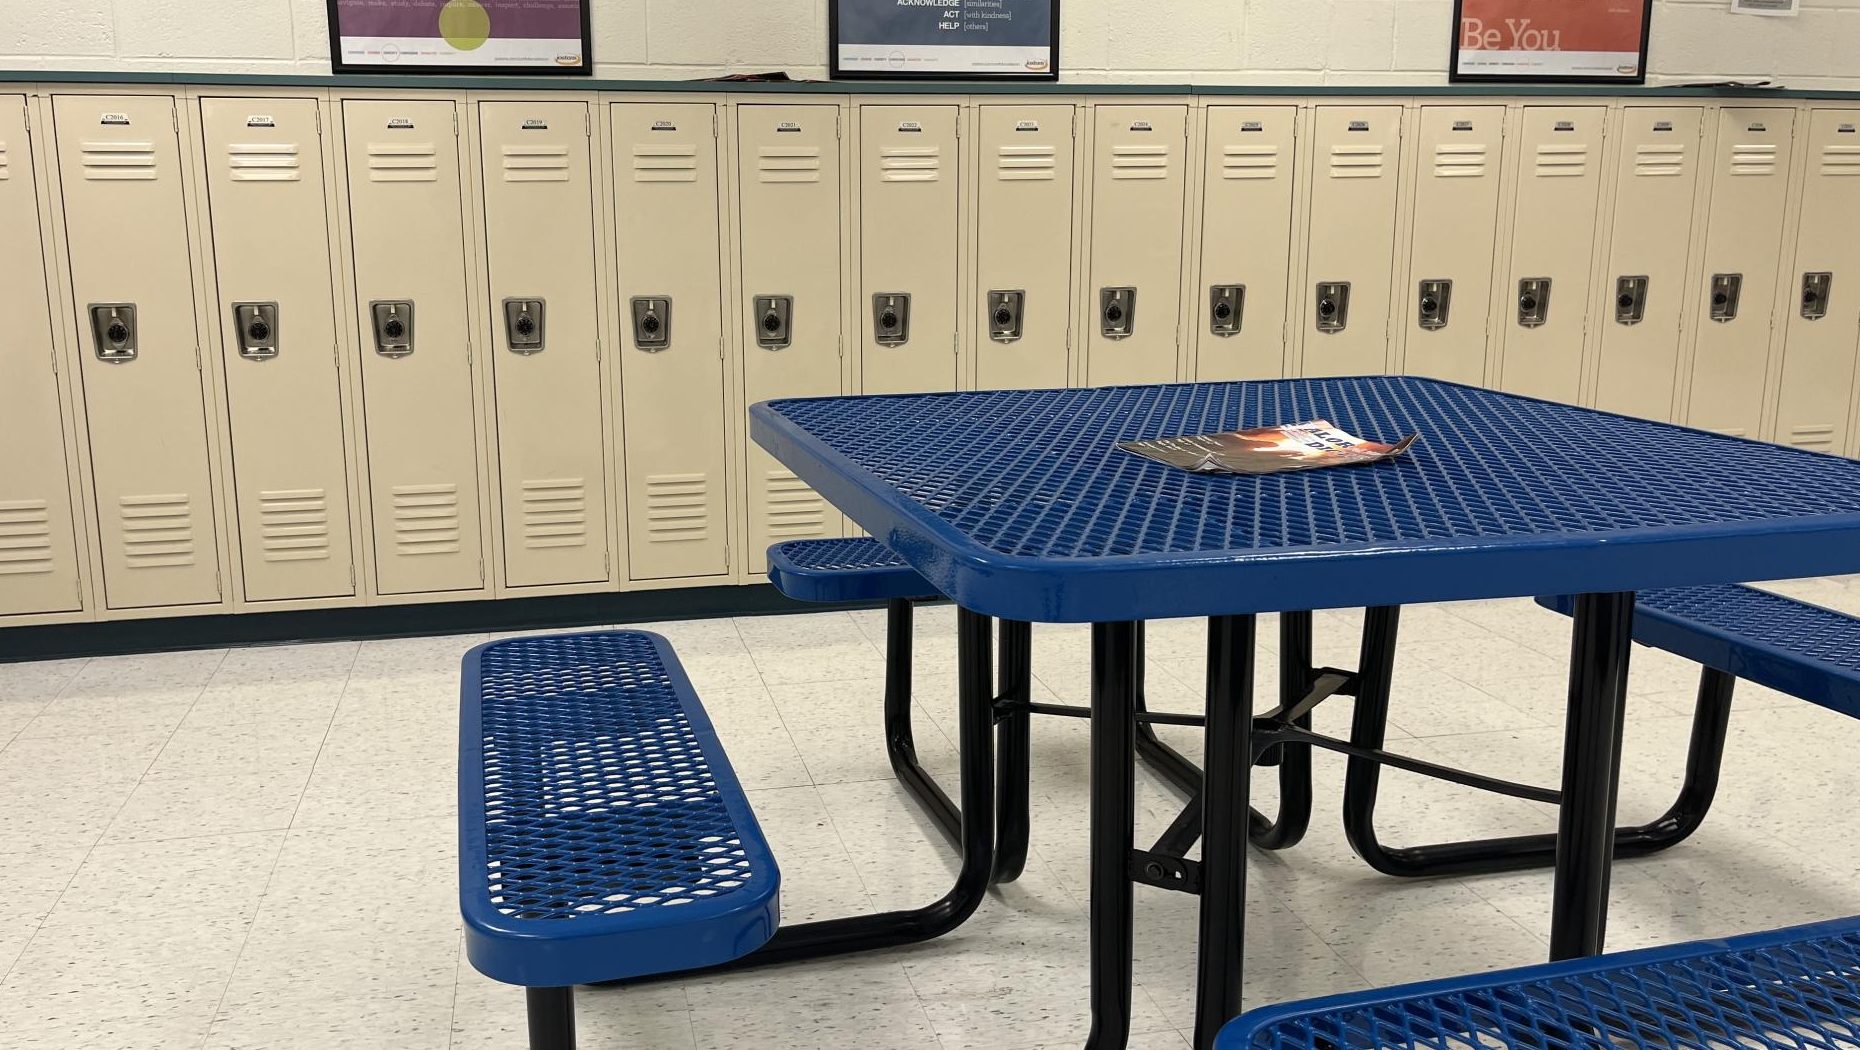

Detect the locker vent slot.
xmin=226 ymin=142 xmax=301 ymax=182
xmin=764 ymin=470 xmax=827 ymax=537
xmin=1731 ymin=143 xmax=1779 ymax=176
xmin=1110 ymin=144 xmax=1171 ymax=181
xmin=1328 ymin=145 xmax=1385 ymax=180
xmin=1789 ymin=424 xmax=1838 ymax=451
xmin=257 ymin=489 xmax=331 ymax=563
xmin=996 ymin=144 xmax=1056 ymax=181
xmin=390 ymin=483 xmax=462 ymax=555
xmin=80 ymin=140 xmax=158 ymax=181
xmin=1634 ymin=143 xmax=1689 ymax=178
xmin=632 ymin=144 xmax=700 ymax=183
xmin=880 ymin=145 xmax=941 ymax=183
xmin=520 ymin=479 xmax=589 ymax=550
xmin=1432 ymin=144 xmax=1488 ymax=178
xmin=118 ymin=494 xmax=196 ymax=569
xmin=643 ymin=474 xmax=711 ymax=543
xmin=0 ymin=499 xmax=54 ymax=577
xmin=501 ymin=144 xmax=571 ymax=183
xmin=1221 ymin=144 xmax=1280 ymax=180
xmin=1820 ymin=144 xmax=1860 ymax=177
xmin=1533 ymin=144 xmax=1589 ymax=177
xmin=0 ymin=142 xmax=9 ymax=180
xmin=366 ymin=143 xmax=439 ymax=183
xmin=757 ymin=147 xmax=821 ymax=184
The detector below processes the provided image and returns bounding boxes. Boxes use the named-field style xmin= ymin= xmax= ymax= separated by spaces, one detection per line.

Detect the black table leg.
xmin=1194 ymin=615 xmax=1256 ymax=1049
xmin=1550 ymin=591 xmax=1635 ymax=961
xmin=995 ymin=619 xmax=1034 ymax=883
xmin=1087 ymin=621 xmax=1140 ymax=1050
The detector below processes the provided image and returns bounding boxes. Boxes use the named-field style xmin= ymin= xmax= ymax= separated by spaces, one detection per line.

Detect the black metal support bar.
xmin=1267 ymin=726 xmax=1562 ymax=805
xmin=1195 ymin=614 xmax=1256 ymax=1050
xmin=1550 ymin=591 xmax=1635 ymax=961
xmin=1152 ymin=791 xmax=1204 ymax=858
xmin=1087 ymin=620 xmax=1140 ymax=1050
xmin=526 ymin=987 xmax=575 ymax=1050
xmin=882 ymin=599 xmax=963 ymax=847
xmin=994 ymin=619 xmax=1034 ymax=884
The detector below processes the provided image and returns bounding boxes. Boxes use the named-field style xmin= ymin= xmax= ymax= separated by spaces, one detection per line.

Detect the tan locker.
xmin=1195 ymin=105 xmax=1297 ymax=381
xmin=737 ymin=105 xmax=845 ymax=573
xmin=478 ymin=101 xmax=610 ymax=589
xmin=1592 ymin=108 xmax=1706 ymax=421
xmin=1496 ymin=106 xmax=1607 ymax=403
xmin=1302 ymin=106 xmax=1403 ymax=377
xmin=1086 ymin=104 xmax=1187 ymax=386
xmin=342 ymin=99 xmax=484 ymax=596
xmin=1773 ymin=110 xmax=1860 ymax=453
xmin=0 ymin=98 xmax=83 ymax=616
xmin=1686 ymin=108 xmax=1797 ymax=438
xmin=1400 ymin=106 xmax=1504 ymax=385
xmin=859 ymin=105 xmax=959 ymax=394
xmin=52 ymin=95 xmax=221 ymax=611
xmin=610 ymin=102 xmax=730 ymax=581
xmin=198 ymin=98 xmax=356 ymax=603
xmin=974 ymin=105 xmax=1075 ymax=390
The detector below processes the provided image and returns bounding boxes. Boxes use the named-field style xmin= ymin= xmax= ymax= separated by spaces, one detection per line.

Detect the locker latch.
xmin=1709 ymin=274 xmax=1742 ymax=324
xmin=872 ymin=293 xmax=911 ymax=348
xmin=1100 ymin=287 xmax=1136 ymax=340
xmin=370 ymin=301 xmax=414 ymax=358
xmin=1314 ymin=283 xmax=1349 ymax=334
xmin=1615 ymin=276 xmax=1648 ymax=326
xmin=1517 ymin=278 xmax=1551 ymax=328
xmin=89 ymin=303 xmax=138 ymax=362
xmin=632 ymin=296 xmax=672 ymax=351
xmin=1209 ymin=285 xmax=1244 ymax=337
xmin=1416 ymin=280 xmax=1451 ymax=331
xmin=1802 ymin=272 xmax=1832 ymax=321
xmin=754 ymin=295 xmax=792 ymax=350
xmin=232 ymin=302 xmax=280 ymax=361
xmin=504 ymin=298 xmax=545 ymax=354
xmin=988 ymin=290 xmax=1024 ymax=343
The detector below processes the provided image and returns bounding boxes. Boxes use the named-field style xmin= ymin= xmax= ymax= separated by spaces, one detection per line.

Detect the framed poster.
xmin=1451 ymin=0 xmax=1652 ymax=84
xmin=327 ymin=0 xmax=592 ymax=75
xmin=830 ymin=0 xmax=1060 ymax=81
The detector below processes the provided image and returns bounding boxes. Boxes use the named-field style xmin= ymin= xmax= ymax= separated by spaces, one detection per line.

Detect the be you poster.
xmin=1452 ymin=0 xmax=1651 ymax=82
xmin=329 ymin=0 xmax=591 ymax=74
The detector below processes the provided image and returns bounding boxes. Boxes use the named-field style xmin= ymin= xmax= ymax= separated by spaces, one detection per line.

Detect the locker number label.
xmin=1347 ymin=120 xmax=1370 ymax=132
xmin=1452 ymin=120 xmax=1474 ymax=131
xmin=1653 ymin=121 xmax=1674 ymax=132
xmin=897 ymin=121 xmax=922 ymax=132
xmin=245 ymin=115 xmax=276 ymax=128
xmin=387 ymin=117 xmax=415 ymax=129
xmin=1748 ymin=123 xmax=1768 ymax=132
xmin=776 ymin=122 xmax=802 ymax=133
xmin=521 ymin=119 xmax=549 ymax=130
xmin=651 ymin=120 xmax=678 ymax=131
xmin=1129 ymin=121 xmax=1153 ymax=131
xmin=1015 ymin=120 xmax=1040 ymax=131
xmin=1841 ymin=124 xmax=1857 ymax=134
xmin=1241 ymin=121 xmax=1264 ymax=132
xmin=100 ymin=112 xmax=130 ymax=126
xmin=1554 ymin=121 xmax=1576 ymax=132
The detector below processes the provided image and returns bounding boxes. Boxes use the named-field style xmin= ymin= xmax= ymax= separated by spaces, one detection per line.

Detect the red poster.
xmin=1454 ymin=0 xmax=1650 ymax=82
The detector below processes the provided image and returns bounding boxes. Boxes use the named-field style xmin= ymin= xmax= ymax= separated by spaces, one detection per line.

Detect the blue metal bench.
xmin=460 ymin=631 xmax=781 ymax=1050
xmin=1216 ymin=914 xmax=1860 ymax=1049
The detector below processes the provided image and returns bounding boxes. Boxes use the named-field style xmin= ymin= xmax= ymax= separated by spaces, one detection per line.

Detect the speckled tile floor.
xmin=4 ymin=578 xmax=1860 ymax=1048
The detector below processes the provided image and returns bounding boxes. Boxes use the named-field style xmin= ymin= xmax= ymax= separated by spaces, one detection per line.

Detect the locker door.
xmin=860 ymin=105 xmax=959 ymax=394
xmin=1773 ymin=110 xmax=1860 ymax=453
xmin=1400 ymin=106 xmax=1504 ymax=386
xmin=974 ymin=105 xmax=1075 ymax=391
xmin=199 ymin=98 xmax=356 ymax=603
xmin=737 ymin=105 xmax=844 ymax=573
xmin=1302 ymin=106 xmax=1403 ymax=377
xmin=1086 ymin=105 xmax=1187 ymax=386
xmin=478 ymin=101 xmax=609 ymax=589
xmin=1593 ymin=108 xmax=1705 ymax=421
xmin=1196 ymin=105 xmax=1296 ymax=381
xmin=611 ymin=102 xmax=729 ymax=581
xmin=343 ymin=99 xmax=484 ymax=596
xmin=0 ymin=98 xmax=83 ymax=617
xmin=1497 ymin=107 xmax=1607 ymax=403
xmin=52 ymin=95 xmax=221 ymax=611
xmin=1687 ymin=109 xmax=1797 ymax=438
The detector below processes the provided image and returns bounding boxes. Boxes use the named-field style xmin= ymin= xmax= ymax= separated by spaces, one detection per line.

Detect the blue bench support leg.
xmin=526 ymin=988 xmax=574 ymax=1050
xmin=883 ymin=599 xmax=962 ymax=845
xmin=1194 ymin=614 xmax=1257 ymax=1050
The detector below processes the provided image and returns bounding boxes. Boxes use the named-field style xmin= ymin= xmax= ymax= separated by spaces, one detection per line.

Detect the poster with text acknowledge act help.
xmin=832 ymin=0 xmax=1059 ymax=80
xmin=1453 ymin=0 xmax=1651 ymax=83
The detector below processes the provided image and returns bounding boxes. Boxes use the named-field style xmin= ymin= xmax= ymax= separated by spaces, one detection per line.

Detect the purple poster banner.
xmin=329 ymin=0 xmax=591 ymax=74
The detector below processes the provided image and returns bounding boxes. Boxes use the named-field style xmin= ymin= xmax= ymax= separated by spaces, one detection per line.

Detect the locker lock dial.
xmin=232 ymin=302 xmax=280 ymax=361
xmin=631 ymin=297 xmax=672 ymax=351
xmin=1100 ymin=287 xmax=1136 ymax=340
xmin=1314 ymin=283 xmax=1350 ymax=334
xmin=88 ymin=303 xmax=138 ymax=362
xmin=1209 ymin=285 xmax=1245 ymax=337
xmin=1615 ymin=276 xmax=1648 ymax=326
xmin=755 ymin=295 xmax=793 ymax=350
xmin=872 ymin=293 xmax=911 ymax=348
xmin=988 ymin=290 xmax=1025 ymax=343
xmin=1517 ymin=278 xmax=1551 ymax=328
xmin=370 ymin=300 xmax=414 ymax=358
xmin=503 ymin=298 xmax=545 ymax=354
xmin=1709 ymin=274 xmax=1742 ymax=324
xmin=1803 ymin=272 xmax=1833 ymax=321
xmin=1416 ymin=280 xmax=1451 ymax=331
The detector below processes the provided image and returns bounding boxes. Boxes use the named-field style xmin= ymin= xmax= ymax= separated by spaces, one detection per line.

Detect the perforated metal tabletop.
xmin=750 ymin=377 xmax=1860 ymax=622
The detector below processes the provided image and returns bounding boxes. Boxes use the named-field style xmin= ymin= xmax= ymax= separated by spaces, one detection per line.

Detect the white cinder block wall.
xmin=3 ymin=0 xmax=1859 ymax=87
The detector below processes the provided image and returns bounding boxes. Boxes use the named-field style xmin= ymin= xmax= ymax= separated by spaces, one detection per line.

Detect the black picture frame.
xmin=1448 ymin=0 xmax=1652 ymax=84
xmin=326 ymin=0 xmax=594 ymax=76
xmin=829 ymin=0 xmax=1061 ymax=82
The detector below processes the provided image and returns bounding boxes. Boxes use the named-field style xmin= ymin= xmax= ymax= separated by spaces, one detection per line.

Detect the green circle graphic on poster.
xmin=438 ymin=0 xmax=492 ymax=50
